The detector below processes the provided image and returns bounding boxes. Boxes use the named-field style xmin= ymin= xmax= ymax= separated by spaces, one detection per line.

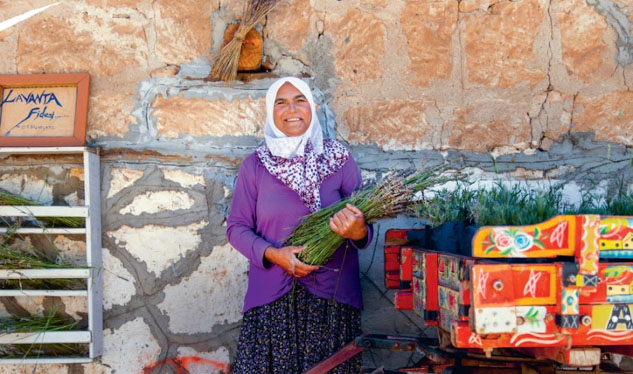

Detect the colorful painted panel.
xmin=561 ymin=288 xmax=579 ymax=315
xmin=438 ymin=254 xmax=461 ymax=288
xmin=602 ymin=265 xmax=633 ymax=303
xmin=439 ymin=286 xmax=459 ymax=316
xmin=439 ymin=308 xmax=452 ymax=332
xmin=600 ymin=217 xmax=633 ymax=259
xmin=577 ymin=215 xmax=600 ymax=275
xmin=412 ymin=249 xmax=422 ymax=278
xmin=413 ymin=276 xmax=424 ymax=317
xmin=592 ymin=304 xmax=633 ymax=330
xmin=473 ymin=306 xmax=517 ymax=334
xmin=473 ymin=215 xmax=576 ymax=258
xmin=516 ymin=306 xmax=547 ymax=333
xmin=511 ymin=265 xmax=557 ymax=305
xmin=471 ymin=264 xmax=515 ymax=307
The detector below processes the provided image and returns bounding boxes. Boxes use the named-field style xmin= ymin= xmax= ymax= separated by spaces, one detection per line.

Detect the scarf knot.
xmin=256 ymin=139 xmax=350 ymax=212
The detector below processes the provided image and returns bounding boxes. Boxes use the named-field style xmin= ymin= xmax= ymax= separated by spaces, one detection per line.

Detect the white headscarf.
xmin=257 ymin=77 xmax=350 ymax=212
xmin=263 ymin=77 xmax=324 ymax=160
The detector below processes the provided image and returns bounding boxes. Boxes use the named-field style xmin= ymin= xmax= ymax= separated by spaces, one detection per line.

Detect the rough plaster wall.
xmin=0 ymin=0 xmax=633 ymax=372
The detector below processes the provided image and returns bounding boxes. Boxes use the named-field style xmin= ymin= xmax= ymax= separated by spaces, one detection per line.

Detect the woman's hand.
xmin=329 ymin=203 xmax=368 ymax=241
xmin=264 ymin=245 xmax=318 ymax=278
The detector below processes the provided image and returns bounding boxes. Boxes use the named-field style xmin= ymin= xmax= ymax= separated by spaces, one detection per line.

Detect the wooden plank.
xmin=0 ymin=331 xmax=90 ymax=344
xmin=0 ymin=227 xmax=86 ymax=234
xmin=0 ymin=357 xmax=92 ymax=364
xmin=424 ymin=252 xmax=439 ymax=315
xmin=400 ymin=247 xmax=413 ymax=284
xmin=0 ymin=268 xmax=89 ymax=279
xmin=472 ymin=215 xmax=576 ymax=258
xmin=521 ymin=347 xmax=600 ymax=367
xmin=0 ymin=147 xmax=92 ymax=154
xmin=576 ymin=215 xmax=600 ymax=275
xmin=85 ymin=151 xmax=103 ymax=358
xmin=0 ymin=290 xmax=87 ymax=297
xmin=303 ymin=341 xmax=364 ymax=374
xmin=394 ymin=291 xmax=413 ymax=310
xmin=0 ymin=206 xmax=87 ymax=217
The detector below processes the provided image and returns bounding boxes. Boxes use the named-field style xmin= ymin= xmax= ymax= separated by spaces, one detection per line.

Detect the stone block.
xmin=152 ymin=95 xmax=265 ymax=138
xmin=119 ymin=190 xmax=195 ymax=215
xmin=162 ymin=169 xmax=206 ymax=188
xmin=326 ymin=8 xmax=385 ymax=84
xmin=0 ymin=173 xmax=53 ymax=204
xmin=53 ymin=235 xmax=86 ymax=266
xmin=462 ymin=0 xmax=548 ymax=88
xmin=17 ymin=14 xmax=148 ymax=77
xmin=154 ymin=0 xmax=213 ymax=65
xmin=102 ymin=248 xmax=135 ymax=310
xmin=107 ymin=221 xmax=208 ymax=276
xmin=87 ymin=92 xmax=136 ymax=139
xmin=402 ymin=0 xmax=458 ymax=87
xmin=447 ymin=101 xmax=532 ymax=152
xmin=266 ymin=0 xmax=313 ymax=53
xmin=0 ymin=38 xmax=15 ymax=73
xmin=88 ymin=317 xmax=161 ymax=374
xmin=342 ymin=99 xmax=437 ymax=151
xmin=174 ymin=346 xmax=230 ymax=374
xmin=158 ymin=243 xmax=248 ymax=333
xmin=573 ymin=91 xmax=633 ymax=145
xmin=554 ymin=0 xmax=616 ymax=81
xmin=459 ymin=0 xmax=504 ymax=13
xmin=107 ymin=167 xmax=144 ymax=199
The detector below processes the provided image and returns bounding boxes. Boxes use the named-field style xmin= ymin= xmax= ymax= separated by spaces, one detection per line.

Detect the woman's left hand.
xmin=329 ymin=203 xmax=368 ymax=241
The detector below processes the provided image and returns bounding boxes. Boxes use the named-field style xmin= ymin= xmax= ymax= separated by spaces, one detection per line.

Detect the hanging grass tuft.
xmin=0 ymin=309 xmax=87 ymax=358
xmin=209 ymin=0 xmax=279 ymax=81
xmin=0 ymin=222 xmax=87 ymax=289
xmin=0 ymin=189 xmax=84 ymax=228
xmin=286 ymin=168 xmax=447 ymax=266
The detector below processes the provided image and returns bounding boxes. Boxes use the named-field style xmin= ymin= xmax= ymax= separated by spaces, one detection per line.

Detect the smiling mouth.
xmin=285 ymin=118 xmax=303 ymax=123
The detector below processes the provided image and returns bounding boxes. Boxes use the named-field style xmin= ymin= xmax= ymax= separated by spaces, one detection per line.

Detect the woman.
xmin=226 ymin=76 xmax=372 ymax=374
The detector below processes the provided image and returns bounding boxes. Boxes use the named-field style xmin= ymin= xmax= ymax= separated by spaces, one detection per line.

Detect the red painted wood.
xmin=425 ymin=252 xmax=439 ymax=313
xmin=401 ymin=247 xmax=413 ymax=283
xmin=303 ymin=341 xmax=364 ymax=374
xmin=395 ymin=291 xmax=413 ymax=310
xmin=471 ymin=264 xmax=515 ymax=307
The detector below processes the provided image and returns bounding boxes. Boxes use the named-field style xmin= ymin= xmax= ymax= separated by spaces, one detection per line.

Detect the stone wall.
xmin=0 ymin=0 xmax=632 ymax=372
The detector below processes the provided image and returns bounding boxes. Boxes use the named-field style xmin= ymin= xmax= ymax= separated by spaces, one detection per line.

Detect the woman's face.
xmin=273 ymin=82 xmax=312 ymax=137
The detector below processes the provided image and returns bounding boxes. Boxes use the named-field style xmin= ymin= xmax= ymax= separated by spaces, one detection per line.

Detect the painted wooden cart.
xmin=385 ymin=214 xmax=633 ymax=369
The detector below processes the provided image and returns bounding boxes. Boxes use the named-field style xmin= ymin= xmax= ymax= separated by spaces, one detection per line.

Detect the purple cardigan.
xmin=226 ymin=151 xmax=372 ymax=312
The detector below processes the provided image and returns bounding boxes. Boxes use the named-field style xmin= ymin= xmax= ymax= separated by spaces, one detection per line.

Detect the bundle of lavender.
xmin=286 ymin=168 xmax=444 ymax=266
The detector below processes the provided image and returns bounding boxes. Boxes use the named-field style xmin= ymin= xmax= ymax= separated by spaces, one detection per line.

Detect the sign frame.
xmin=0 ymin=73 xmax=89 ymax=146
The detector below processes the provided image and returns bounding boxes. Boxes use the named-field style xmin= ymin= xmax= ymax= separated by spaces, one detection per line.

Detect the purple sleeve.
xmin=340 ymin=155 xmax=373 ymax=250
xmin=226 ymin=156 xmax=272 ymax=269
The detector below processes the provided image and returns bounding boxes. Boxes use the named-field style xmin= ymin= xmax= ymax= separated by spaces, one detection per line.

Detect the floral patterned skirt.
xmin=232 ymin=284 xmax=361 ymax=374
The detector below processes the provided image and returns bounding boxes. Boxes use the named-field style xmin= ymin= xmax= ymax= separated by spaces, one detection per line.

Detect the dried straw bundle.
xmin=210 ymin=0 xmax=278 ymax=81
xmin=286 ymin=169 xmax=444 ymax=266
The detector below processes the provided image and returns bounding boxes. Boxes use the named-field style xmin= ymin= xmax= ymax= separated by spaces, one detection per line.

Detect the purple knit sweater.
xmin=226 ymin=152 xmax=372 ymax=312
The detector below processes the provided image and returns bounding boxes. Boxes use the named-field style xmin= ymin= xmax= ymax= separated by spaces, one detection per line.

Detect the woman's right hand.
xmin=264 ymin=246 xmax=318 ymax=278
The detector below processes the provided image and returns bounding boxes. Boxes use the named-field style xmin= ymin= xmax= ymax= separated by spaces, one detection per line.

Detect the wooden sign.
xmin=0 ymin=73 xmax=89 ymax=146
